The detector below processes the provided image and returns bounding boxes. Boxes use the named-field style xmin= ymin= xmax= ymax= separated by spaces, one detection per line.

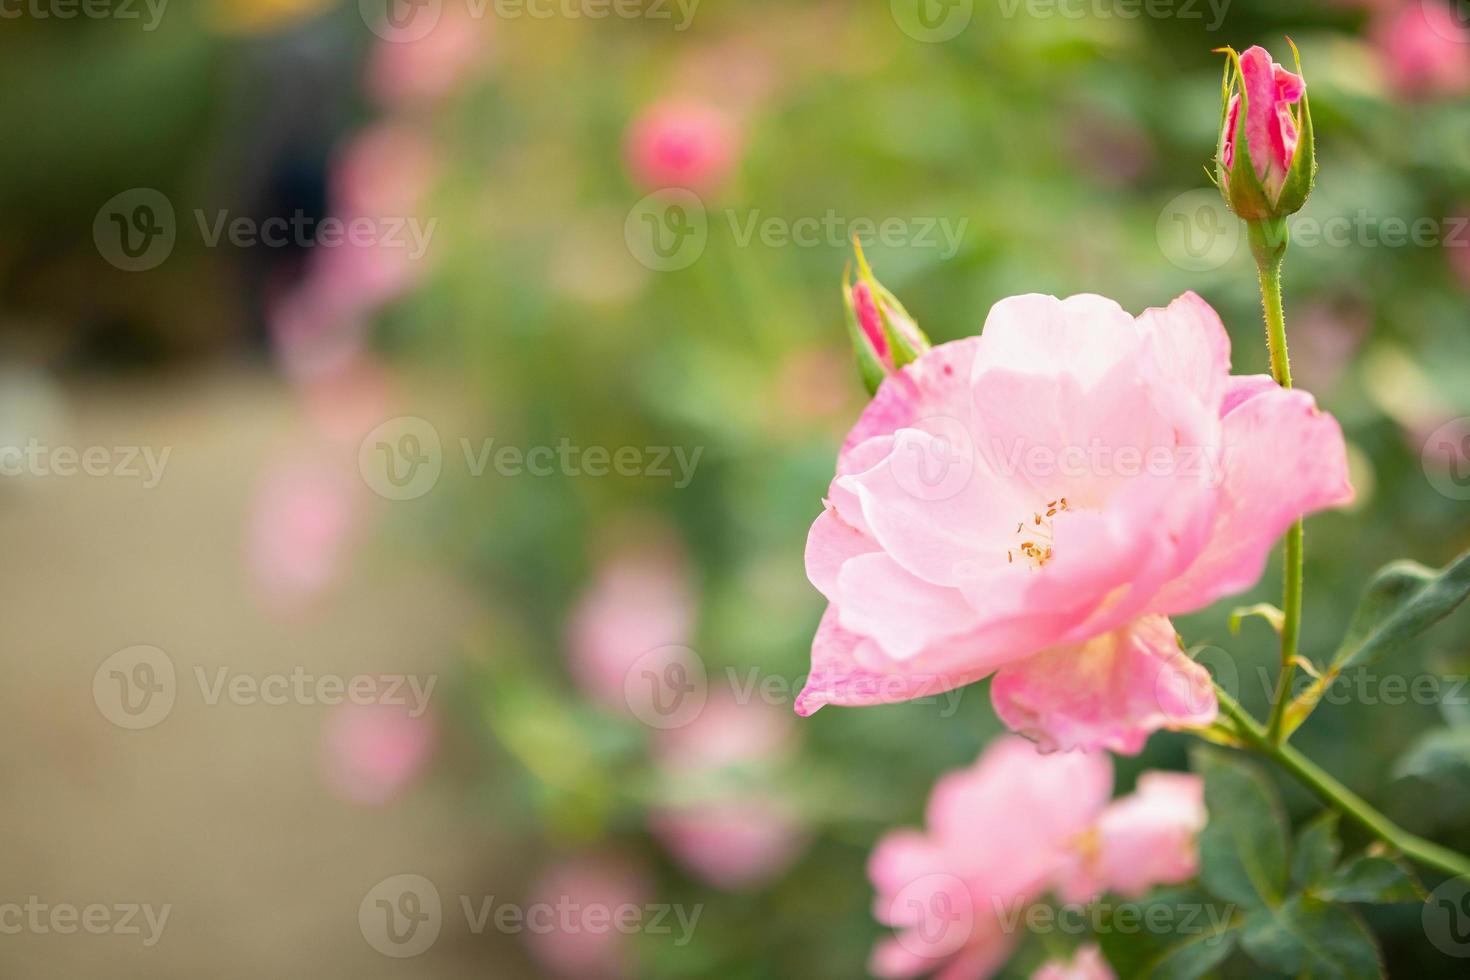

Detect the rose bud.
xmin=1216 ymin=42 xmax=1315 ymax=222
xmin=842 ymin=239 xmax=930 ymax=395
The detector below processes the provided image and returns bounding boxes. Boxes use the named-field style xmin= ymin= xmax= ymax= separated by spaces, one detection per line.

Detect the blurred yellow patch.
xmin=209 ymin=0 xmax=336 ymax=35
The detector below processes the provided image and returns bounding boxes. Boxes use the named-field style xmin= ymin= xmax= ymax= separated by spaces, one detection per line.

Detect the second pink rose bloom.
xmin=868 ymin=737 xmax=1203 ymax=979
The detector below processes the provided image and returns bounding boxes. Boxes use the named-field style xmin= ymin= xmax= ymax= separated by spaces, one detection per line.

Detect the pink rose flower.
xmin=625 ymin=100 xmax=738 ymax=194
xmin=319 ymin=702 xmax=434 ymax=805
xmin=869 ymin=738 xmax=1204 ymax=979
xmin=524 ymin=855 xmax=651 ymax=980
xmin=1032 ymin=944 xmax=1115 ymax=980
xmin=649 ymin=692 xmax=807 ymax=890
xmin=567 ymin=541 xmax=696 ymax=712
xmin=245 ymin=455 xmax=363 ymax=611
xmin=799 ymin=291 xmax=1353 ymax=753
xmin=1371 ymin=3 xmax=1470 ymax=100
xmin=868 ymin=738 xmax=1113 ymax=979
xmin=1221 ymin=45 xmax=1307 ymax=203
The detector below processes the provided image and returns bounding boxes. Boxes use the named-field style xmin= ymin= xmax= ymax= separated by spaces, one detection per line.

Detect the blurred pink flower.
xmin=1055 ymin=772 xmax=1207 ymax=903
xmin=524 ymin=855 xmax=651 ymax=980
xmin=868 ymin=737 xmax=1112 ymax=978
xmin=567 ymin=542 xmax=696 ymax=711
xmin=320 ymin=702 xmax=434 ymax=805
xmin=1371 ymin=3 xmax=1470 ymax=100
xmin=625 ymin=101 xmax=738 ymax=194
xmin=297 ymin=355 xmax=396 ymax=446
xmin=649 ymin=692 xmax=806 ymax=890
xmin=1289 ymin=302 xmax=1370 ymax=394
xmin=869 ymin=738 xmax=1203 ymax=979
xmin=267 ymin=216 xmax=425 ymax=383
xmin=1032 ymin=945 xmax=1115 ymax=980
xmin=1221 ymin=45 xmax=1306 ymax=202
xmin=332 ymin=122 xmax=441 ymax=218
xmin=245 ymin=455 xmax=362 ymax=610
xmin=365 ymin=5 xmax=488 ymax=109
xmin=799 ymin=292 xmax=1353 ymax=753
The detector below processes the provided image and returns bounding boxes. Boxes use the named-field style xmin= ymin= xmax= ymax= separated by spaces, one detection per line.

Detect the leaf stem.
xmin=1214 ymin=686 xmax=1470 ymax=880
xmin=1249 ymin=219 xmax=1303 ymax=747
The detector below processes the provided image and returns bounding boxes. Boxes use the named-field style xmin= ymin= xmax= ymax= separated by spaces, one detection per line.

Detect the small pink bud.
xmin=1217 ymin=43 xmax=1315 ymax=220
xmin=842 ymin=240 xmax=930 ymax=394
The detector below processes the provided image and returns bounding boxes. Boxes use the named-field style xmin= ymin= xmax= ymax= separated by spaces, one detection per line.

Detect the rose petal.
xmin=991 ymin=616 xmax=1217 ymax=755
xmin=1149 ymin=385 xmax=1353 ymax=615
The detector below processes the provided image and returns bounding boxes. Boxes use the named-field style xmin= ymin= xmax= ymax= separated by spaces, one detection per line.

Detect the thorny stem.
xmin=1214 ymin=686 xmax=1470 ymax=880
xmin=1249 ymin=219 xmax=1303 ymax=747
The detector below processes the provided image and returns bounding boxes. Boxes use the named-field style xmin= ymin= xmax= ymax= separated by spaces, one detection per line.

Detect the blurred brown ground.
xmin=0 ymin=370 xmax=525 ymax=978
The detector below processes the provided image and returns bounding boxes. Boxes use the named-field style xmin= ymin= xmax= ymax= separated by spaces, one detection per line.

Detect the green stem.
xmin=1250 ymin=219 xmax=1303 ymax=747
xmin=1215 ymin=687 xmax=1470 ymax=879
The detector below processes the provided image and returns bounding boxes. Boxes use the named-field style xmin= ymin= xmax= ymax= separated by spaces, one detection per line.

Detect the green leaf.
xmin=1291 ymin=812 xmax=1342 ymax=891
xmin=1393 ymin=725 xmax=1470 ymax=783
xmin=1193 ymin=748 xmax=1289 ymax=909
xmin=1287 ymin=550 xmax=1470 ymax=738
xmin=1240 ymin=896 xmax=1383 ymax=979
xmin=1095 ymin=889 xmax=1239 ymax=980
xmin=1313 ymin=855 xmax=1425 ymax=904
xmin=1329 ymin=552 xmax=1470 ymax=673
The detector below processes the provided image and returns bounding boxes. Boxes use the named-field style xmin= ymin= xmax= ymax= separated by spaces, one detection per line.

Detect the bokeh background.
xmin=4 ymin=0 xmax=1470 ymax=976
